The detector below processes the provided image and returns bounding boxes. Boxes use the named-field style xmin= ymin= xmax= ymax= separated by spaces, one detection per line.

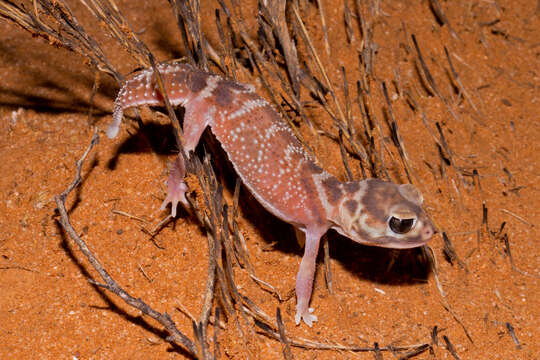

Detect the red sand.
xmin=0 ymin=1 xmax=538 ymax=358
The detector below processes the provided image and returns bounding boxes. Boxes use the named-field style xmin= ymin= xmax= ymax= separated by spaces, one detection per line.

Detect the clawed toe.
xmin=161 ymin=182 xmax=188 ymax=217
xmin=295 ymin=307 xmax=318 ymax=327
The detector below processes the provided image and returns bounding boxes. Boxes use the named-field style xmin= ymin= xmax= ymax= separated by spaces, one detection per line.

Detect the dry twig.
xmin=54 ymin=131 xmax=198 ymax=357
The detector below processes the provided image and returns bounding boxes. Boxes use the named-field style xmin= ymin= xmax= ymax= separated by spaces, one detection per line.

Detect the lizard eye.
xmin=388 ymin=217 xmax=415 ymax=234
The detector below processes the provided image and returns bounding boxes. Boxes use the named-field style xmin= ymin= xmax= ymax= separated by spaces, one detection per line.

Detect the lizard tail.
xmin=107 ymin=101 xmax=123 ymax=139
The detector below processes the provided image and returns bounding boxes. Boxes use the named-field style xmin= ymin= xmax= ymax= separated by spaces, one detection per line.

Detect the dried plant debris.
xmin=505 ymin=322 xmax=521 ymax=350
xmin=0 ymin=0 xmax=120 ymax=81
xmin=442 ymin=335 xmax=462 ymax=360
xmin=1 ymin=0 xmax=508 ymax=358
xmin=276 ymin=308 xmax=294 ymax=360
xmin=441 ymin=232 xmax=468 ymax=272
xmin=428 ymin=0 xmax=459 ymax=40
xmin=54 ymin=132 xmax=198 ymax=357
xmin=258 ymin=0 xmax=301 ymax=96
xmin=411 ymin=34 xmax=461 ymax=123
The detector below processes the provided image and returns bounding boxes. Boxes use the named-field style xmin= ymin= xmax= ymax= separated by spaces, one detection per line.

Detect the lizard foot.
xmin=295 ymin=307 xmax=318 ymax=327
xmin=160 ymin=156 xmax=189 ymax=217
xmin=160 ymin=181 xmax=188 ymax=218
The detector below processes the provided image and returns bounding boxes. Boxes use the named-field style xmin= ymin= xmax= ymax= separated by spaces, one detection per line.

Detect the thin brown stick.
xmin=381 ymin=81 xmax=414 ymax=183
xmin=338 ymin=129 xmax=354 ymax=181
xmin=444 ymin=47 xmax=478 ymax=113
xmin=500 ymin=208 xmax=533 ymax=227
xmin=259 ymin=0 xmax=301 ymax=96
xmin=398 ymin=344 xmax=431 ymax=359
xmin=411 ymin=34 xmax=461 ymax=123
xmin=0 ymin=0 xmax=121 ymax=81
xmin=343 ymin=0 xmax=355 ymax=44
xmin=442 ymin=335 xmax=462 ymax=360
xmin=505 ymin=322 xmax=521 ymax=349
xmin=199 ymin=217 xmax=218 ymax=331
xmin=54 ymin=131 xmax=197 ymax=356
xmin=292 ymin=2 xmax=367 ymax=161
xmin=316 ymin=0 xmax=331 ymax=57
xmin=440 ymin=300 xmax=474 ymax=344
xmin=429 ymin=0 xmax=459 ymax=40
xmin=254 ymin=317 xmax=431 ymax=353
xmin=215 ymin=8 xmax=237 ymax=78
xmin=79 ymin=0 xmax=149 ymax=67
xmin=111 ymin=209 xmax=149 ymax=224
xmin=276 ymin=308 xmax=294 ymax=360
xmin=441 ymin=232 xmax=468 ymax=272
xmin=322 ymin=235 xmax=333 ymax=294
xmin=0 ymin=265 xmax=38 ymax=273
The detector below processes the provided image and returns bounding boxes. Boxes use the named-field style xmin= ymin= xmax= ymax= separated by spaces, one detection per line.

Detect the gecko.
xmin=107 ymin=62 xmax=435 ymax=327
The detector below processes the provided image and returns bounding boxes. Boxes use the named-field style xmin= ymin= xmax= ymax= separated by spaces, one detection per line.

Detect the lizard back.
xmin=209 ymin=85 xmax=329 ymax=228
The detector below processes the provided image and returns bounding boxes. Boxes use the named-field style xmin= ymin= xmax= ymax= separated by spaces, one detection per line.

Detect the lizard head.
xmin=330 ymin=179 xmax=435 ymax=249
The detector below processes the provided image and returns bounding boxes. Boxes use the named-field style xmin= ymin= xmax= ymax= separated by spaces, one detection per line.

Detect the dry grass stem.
xmin=54 ymin=131 xmax=198 ymax=356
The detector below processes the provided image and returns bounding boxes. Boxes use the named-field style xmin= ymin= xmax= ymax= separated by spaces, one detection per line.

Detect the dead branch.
xmin=0 ymin=0 xmax=121 ymax=81
xmin=54 ymin=131 xmax=198 ymax=357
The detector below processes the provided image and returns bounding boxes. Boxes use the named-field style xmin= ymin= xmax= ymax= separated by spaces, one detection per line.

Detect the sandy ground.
xmin=0 ymin=0 xmax=539 ymax=359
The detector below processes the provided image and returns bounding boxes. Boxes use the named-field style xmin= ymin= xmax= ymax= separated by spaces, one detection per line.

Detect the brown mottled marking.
xmin=214 ymin=82 xmax=233 ymax=106
xmin=299 ymin=169 xmax=327 ymax=225
xmin=343 ymin=199 xmax=358 ymax=216
xmin=363 ymin=213 xmax=386 ymax=229
xmin=307 ymin=161 xmax=324 ymax=174
xmin=343 ymin=182 xmax=360 ymax=193
xmin=322 ymin=177 xmax=342 ymax=204
xmin=108 ymin=62 xmax=435 ymax=327
xmin=360 ymin=180 xmax=388 ymax=221
xmin=361 ymin=179 xmax=412 ymax=222
xmin=188 ymin=71 xmax=208 ymax=92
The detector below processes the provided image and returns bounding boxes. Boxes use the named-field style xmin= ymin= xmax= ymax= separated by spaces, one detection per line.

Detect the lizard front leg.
xmin=295 ymin=226 xmax=327 ymax=326
xmin=161 ymin=101 xmax=215 ymax=217
xmin=160 ymin=155 xmax=189 ymax=217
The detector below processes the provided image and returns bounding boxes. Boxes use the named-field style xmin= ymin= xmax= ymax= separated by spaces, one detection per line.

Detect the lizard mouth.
xmin=373 ymin=236 xmax=430 ymax=249
xmin=332 ymin=225 xmax=431 ymax=249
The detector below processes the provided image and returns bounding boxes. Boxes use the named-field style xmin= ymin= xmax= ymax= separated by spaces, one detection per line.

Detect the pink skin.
xmin=108 ymin=62 xmax=435 ymax=326
xmin=159 ymin=156 xmax=188 ymax=217
xmin=294 ymin=226 xmax=327 ymax=326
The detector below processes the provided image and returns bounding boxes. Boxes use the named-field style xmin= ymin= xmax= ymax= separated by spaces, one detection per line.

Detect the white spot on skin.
xmin=228 ymin=99 xmax=269 ymax=120
xmin=112 ymin=61 xmax=337 ymax=232
xmin=107 ymin=64 xmax=422 ymax=327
